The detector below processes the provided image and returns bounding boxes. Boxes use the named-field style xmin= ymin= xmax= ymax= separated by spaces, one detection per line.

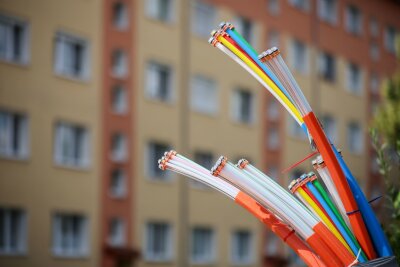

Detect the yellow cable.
xmin=298 ymin=187 xmax=354 ymax=255
xmin=218 ymin=36 xmax=304 ymax=124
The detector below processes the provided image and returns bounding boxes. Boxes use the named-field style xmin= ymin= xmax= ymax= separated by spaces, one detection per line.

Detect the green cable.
xmin=232 ymin=28 xmax=258 ymax=55
xmin=313 ymin=179 xmax=367 ymax=260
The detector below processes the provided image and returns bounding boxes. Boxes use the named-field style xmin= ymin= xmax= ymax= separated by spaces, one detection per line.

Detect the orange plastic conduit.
xmin=235 ymin=192 xmax=327 ymax=267
xmin=303 ymin=112 xmax=376 ymax=259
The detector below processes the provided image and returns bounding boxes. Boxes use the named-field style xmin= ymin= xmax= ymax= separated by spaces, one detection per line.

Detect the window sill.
xmin=190 ymin=260 xmax=216 ymax=266
xmin=54 ymin=73 xmax=90 ymax=84
xmin=53 ymin=163 xmax=91 ymax=172
xmin=191 ymin=109 xmax=218 ymax=118
xmin=52 ymin=253 xmax=90 ymax=260
xmin=144 ymin=16 xmax=176 ymax=27
xmin=0 ymin=58 xmax=30 ymax=68
xmin=0 ymin=154 xmax=30 ymax=162
xmin=145 ymin=96 xmax=175 ymax=106
xmin=145 ymin=175 xmax=174 ymax=184
xmin=108 ymin=192 xmax=127 ymax=199
xmin=0 ymin=252 xmax=28 ymax=257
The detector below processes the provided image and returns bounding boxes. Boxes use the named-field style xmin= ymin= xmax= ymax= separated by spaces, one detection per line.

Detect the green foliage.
xmin=370 ymin=66 xmax=400 ymax=260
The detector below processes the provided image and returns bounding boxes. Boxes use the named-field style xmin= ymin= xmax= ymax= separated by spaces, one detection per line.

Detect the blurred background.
xmin=0 ymin=0 xmax=399 ymax=266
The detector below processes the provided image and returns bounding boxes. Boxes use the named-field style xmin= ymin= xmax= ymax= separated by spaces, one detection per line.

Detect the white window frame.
xmin=289 ymin=0 xmax=311 ymax=12
xmin=53 ymin=121 xmax=90 ymax=169
xmin=111 ymin=85 xmax=128 ymax=114
xmin=109 ymin=168 xmax=127 ymax=198
xmin=54 ymin=31 xmax=90 ymax=80
xmin=345 ymin=5 xmax=363 ymax=35
xmin=369 ymin=18 xmax=379 ymax=38
xmin=144 ymin=222 xmax=173 ymax=262
xmin=384 ymin=26 xmax=397 ymax=54
xmin=145 ymin=61 xmax=174 ymax=103
xmin=0 ymin=14 xmax=30 ymax=64
xmin=268 ymin=30 xmax=279 ymax=48
xmin=370 ymin=42 xmax=380 ymax=61
xmin=190 ymin=227 xmax=216 ymax=265
xmin=369 ymin=72 xmax=379 ymax=94
xmin=345 ymin=62 xmax=363 ymax=95
xmin=110 ymin=133 xmax=128 ymax=163
xmin=190 ymin=75 xmax=218 ymax=115
xmin=289 ymin=39 xmax=309 ymax=74
xmin=145 ymin=0 xmax=174 ymax=23
xmin=108 ymin=218 xmax=126 ymax=247
xmin=146 ymin=142 xmax=171 ymax=181
xmin=267 ymin=127 xmax=280 ymax=150
xmin=347 ymin=122 xmax=363 ymax=154
xmin=0 ymin=110 xmax=29 ymax=159
xmin=321 ymin=115 xmax=337 ymax=144
xmin=112 ymin=2 xmax=129 ymax=30
xmin=318 ymin=51 xmax=336 ymax=82
xmin=268 ymin=0 xmax=280 ymax=15
xmin=0 ymin=208 xmax=27 ymax=255
xmin=111 ymin=49 xmax=128 ymax=78
xmin=52 ymin=213 xmax=88 ymax=258
xmin=231 ymin=88 xmax=256 ymax=124
xmin=191 ymin=0 xmax=216 ymax=38
xmin=230 ymin=230 xmax=254 ymax=265
xmin=318 ymin=0 xmax=337 ymax=25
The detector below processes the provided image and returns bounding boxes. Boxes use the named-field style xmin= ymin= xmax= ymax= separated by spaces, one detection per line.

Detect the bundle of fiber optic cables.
xmin=156 ymin=22 xmax=396 ymax=267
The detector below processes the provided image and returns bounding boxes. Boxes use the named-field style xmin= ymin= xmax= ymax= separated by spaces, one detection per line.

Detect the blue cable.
xmin=226 ymin=29 xmax=295 ymax=103
xmin=306 ymin=181 xmax=367 ymax=262
xmin=332 ymin=146 xmax=393 ymax=257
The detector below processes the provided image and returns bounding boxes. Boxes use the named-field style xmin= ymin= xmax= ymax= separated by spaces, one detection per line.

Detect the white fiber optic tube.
xmin=216 ymin=161 xmax=314 ymax=239
xmin=215 ymin=43 xmax=302 ymax=126
xmin=264 ymin=50 xmax=312 ymax=117
xmin=242 ymin=164 xmax=319 ymax=223
xmin=316 ymin=164 xmax=351 ymax=228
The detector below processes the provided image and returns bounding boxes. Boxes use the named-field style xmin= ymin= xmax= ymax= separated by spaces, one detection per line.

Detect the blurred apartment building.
xmin=0 ymin=0 xmax=399 ymax=267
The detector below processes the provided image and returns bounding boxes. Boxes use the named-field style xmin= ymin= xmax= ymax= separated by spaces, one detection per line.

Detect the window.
xmin=384 ymin=26 xmax=397 ymax=54
xmin=267 ymin=127 xmax=280 ymax=150
xmin=190 ymin=75 xmax=218 ymax=115
xmin=268 ymin=0 xmax=280 ymax=15
xmin=289 ymin=0 xmax=310 ymax=12
xmin=232 ymin=89 xmax=255 ymax=124
xmin=0 ymin=208 xmax=27 ymax=255
xmin=147 ymin=142 xmax=170 ymax=180
xmin=318 ymin=52 xmax=336 ymax=82
xmin=111 ymin=133 xmax=127 ymax=162
xmin=345 ymin=5 xmax=362 ymax=35
xmin=145 ymin=222 xmax=172 ymax=262
xmin=268 ymin=30 xmax=279 ymax=48
xmin=113 ymin=2 xmax=129 ymax=30
xmin=54 ymin=32 xmax=89 ymax=79
xmin=235 ymin=17 xmax=255 ymax=47
xmin=192 ymin=1 xmax=216 ymax=37
xmin=0 ymin=111 xmax=28 ymax=159
xmin=267 ymin=99 xmax=280 ymax=120
xmin=265 ymin=234 xmax=279 ymax=256
xmin=191 ymin=227 xmax=215 ymax=264
xmin=318 ymin=0 xmax=337 ymax=24
xmin=52 ymin=214 xmax=88 ymax=257
xmin=267 ymin=165 xmax=279 ymax=180
xmin=369 ymin=18 xmax=378 ymax=37
xmin=145 ymin=0 xmax=173 ymax=22
xmin=54 ymin=122 xmax=90 ymax=168
xmin=110 ymin=169 xmax=126 ymax=198
xmin=0 ymin=14 xmax=29 ymax=64
xmin=146 ymin=61 xmax=173 ymax=102
xmin=231 ymin=230 xmax=252 ymax=265
xmin=370 ymin=42 xmax=380 ymax=61
xmin=111 ymin=49 xmax=128 ymax=78
xmin=369 ymin=72 xmax=379 ymax=94
xmin=111 ymin=85 xmax=128 ymax=114
xmin=108 ymin=218 xmax=126 ymax=247
xmin=191 ymin=151 xmax=213 ymax=189
xmin=346 ymin=63 xmax=362 ymax=94
xmin=321 ymin=115 xmax=337 ymax=143
xmin=289 ymin=39 xmax=309 ymax=74
xmin=347 ymin=122 xmax=363 ymax=154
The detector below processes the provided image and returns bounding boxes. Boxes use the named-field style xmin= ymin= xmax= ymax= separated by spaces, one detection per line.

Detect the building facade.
xmin=0 ymin=0 xmax=399 ymax=267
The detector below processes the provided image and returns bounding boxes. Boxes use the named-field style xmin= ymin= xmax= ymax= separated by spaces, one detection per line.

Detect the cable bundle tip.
xmin=236 ymin=158 xmax=249 ymax=169
xmin=211 ymin=156 xmax=227 ymax=176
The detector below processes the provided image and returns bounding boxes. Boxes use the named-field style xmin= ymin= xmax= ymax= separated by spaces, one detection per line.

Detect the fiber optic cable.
xmin=311 ymin=176 xmax=367 ymax=261
xmin=332 ymin=146 xmax=393 ymax=257
xmin=158 ymin=151 xmax=326 ymax=267
xmin=261 ymin=48 xmax=377 ymax=259
xmin=214 ymin=157 xmax=355 ymax=266
xmin=305 ymin=173 xmax=367 ymax=261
